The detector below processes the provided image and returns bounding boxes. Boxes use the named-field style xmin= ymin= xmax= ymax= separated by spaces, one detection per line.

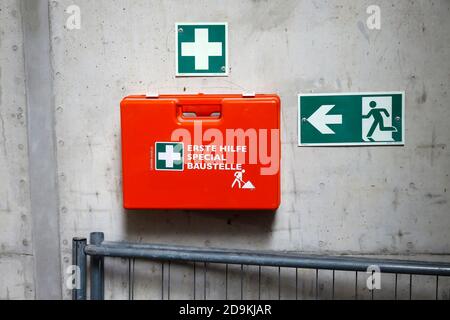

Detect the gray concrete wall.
xmin=0 ymin=0 xmax=34 ymax=299
xmin=1 ymin=0 xmax=449 ymax=299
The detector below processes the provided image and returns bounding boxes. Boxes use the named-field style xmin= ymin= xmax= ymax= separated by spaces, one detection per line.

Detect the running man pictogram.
xmin=362 ymin=100 xmax=397 ymax=142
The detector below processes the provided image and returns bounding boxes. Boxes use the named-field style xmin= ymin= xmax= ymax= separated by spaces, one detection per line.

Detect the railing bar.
xmin=72 ymin=238 xmax=87 ymax=300
xmin=128 ymin=259 xmax=131 ymax=300
xmin=258 ymin=266 xmax=261 ymax=300
xmin=85 ymin=244 xmax=450 ymax=276
xmin=315 ymin=269 xmax=319 ymax=300
xmin=371 ymin=270 xmax=374 ymax=300
xmin=240 ymin=264 xmax=244 ymax=301
xmin=332 ymin=269 xmax=335 ymax=300
xmin=409 ymin=274 xmax=412 ymax=300
xmin=161 ymin=262 xmax=164 ymax=300
xmin=168 ymin=261 xmax=171 ymax=301
xmin=81 ymin=233 xmax=450 ymax=301
xmin=394 ymin=273 xmax=398 ymax=300
xmin=132 ymin=258 xmax=135 ymax=300
xmin=89 ymin=233 xmax=104 ymax=300
xmin=193 ymin=262 xmax=196 ymax=300
xmin=204 ymin=262 xmax=207 ymax=300
xmin=435 ymin=275 xmax=439 ymax=301
xmin=278 ymin=267 xmax=281 ymax=300
xmin=225 ymin=264 xmax=228 ymax=300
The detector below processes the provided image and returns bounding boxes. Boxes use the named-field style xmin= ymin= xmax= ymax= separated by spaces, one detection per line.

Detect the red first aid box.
xmin=120 ymin=93 xmax=281 ymax=210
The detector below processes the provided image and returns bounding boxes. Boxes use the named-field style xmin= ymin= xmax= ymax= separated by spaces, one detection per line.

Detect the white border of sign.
xmin=175 ymin=22 xmax=229 ymax=77
xmin=298 ymin=91 xmax=405 ymax=147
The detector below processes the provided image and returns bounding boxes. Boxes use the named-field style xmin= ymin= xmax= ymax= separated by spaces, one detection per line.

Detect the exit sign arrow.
xmin=307 ymin=105 xmax=342 ymax=134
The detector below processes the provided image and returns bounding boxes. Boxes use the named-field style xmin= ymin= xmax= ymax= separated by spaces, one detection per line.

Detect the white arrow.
xmin=307 ymin=105 xmax=342 ymax=134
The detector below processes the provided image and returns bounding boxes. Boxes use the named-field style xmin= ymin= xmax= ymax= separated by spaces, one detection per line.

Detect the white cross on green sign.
xmin=298 ymin=92 xmax=405 ymax=146
xmin=176 ymin=22 xmax=228 ymax=76
xmin=155 ymin=142 xmax=184 ymax=171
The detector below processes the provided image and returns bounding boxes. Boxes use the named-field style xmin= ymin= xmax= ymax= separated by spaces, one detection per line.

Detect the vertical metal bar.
xmin=278 ymin=267 xmax=281 ymax=300
xmin=332 ymin=270 xmax=335 ymax=300
xmin=435 ymin=275 xmax=439 ymax=300
xmin=128 ymin=258 xmax=135 ymax=300
xmin=240 ymin=264 xmax=244 ymax=300
xmin=225 ymin=264 xmax=228 ymax=300
xmin=258 ymin=266 xmax=261 ymax=300
xmin=409 ymin=274 xmax=412 ymax=300
xmin=315 ymin=269 xmax=319 ymax=300
xmin=394 ymin=273 xmax=398 ymax=300
xmin=90 ymin=232 xmax=104 ymax=300
xmin=204 ymin=262 xmax=207 ymax=300
xmin=132 ymin=258 xmax=135 ymax=300
xmin=354 ymin=272 xmax=358 ymax=300
xmin=193 ymin=263 xmax=196 ymax=300
xmin=295 ymin=268 xmax=298 ymax=300
xmin=168 ymin=261 xmax=171 ymax=300
xmin=72 ymin=238 xmax=87 ymax=300
xmin=371 ymin=270 xmax=374 ymax=300
xmin=128 ymin=259 xmax=131 ymax=300
xmin=161 ymin=262 xmax=164 ymax=300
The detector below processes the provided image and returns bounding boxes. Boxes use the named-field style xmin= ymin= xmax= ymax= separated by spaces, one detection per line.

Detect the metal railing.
xmin=72 ymin=232 xmax=450 ymax=300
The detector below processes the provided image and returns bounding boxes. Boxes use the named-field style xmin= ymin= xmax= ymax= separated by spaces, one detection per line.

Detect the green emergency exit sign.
xmin=298 ymin=92 xmax=405 ymax=146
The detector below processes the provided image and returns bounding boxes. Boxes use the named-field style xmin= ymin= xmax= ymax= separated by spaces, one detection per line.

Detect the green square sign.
xmin=176 ymin=22 xmax=228 ymax=76
xmin=155 ymin=142 xmax=184 ymax=171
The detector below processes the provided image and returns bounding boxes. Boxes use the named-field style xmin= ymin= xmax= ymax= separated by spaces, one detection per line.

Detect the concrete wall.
xmin=0 ymin=0 xmax=449 ymax=299
xmin=0 ymin=0 xmax=34 ymax=299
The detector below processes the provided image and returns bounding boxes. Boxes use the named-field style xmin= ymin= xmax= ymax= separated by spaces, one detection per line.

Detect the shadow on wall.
xmin=123 ymin=209 xmax=277 ymax=246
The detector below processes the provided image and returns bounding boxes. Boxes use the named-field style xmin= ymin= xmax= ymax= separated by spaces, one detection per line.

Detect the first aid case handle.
xmin=176 ymin=97 xmax=223 ymax=119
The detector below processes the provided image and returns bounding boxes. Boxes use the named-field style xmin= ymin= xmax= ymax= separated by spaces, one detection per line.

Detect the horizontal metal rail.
xmin=73 ymin=232 xmax=450 ymax=300
xmin=84 ymin=239 xmax=450 ymax=277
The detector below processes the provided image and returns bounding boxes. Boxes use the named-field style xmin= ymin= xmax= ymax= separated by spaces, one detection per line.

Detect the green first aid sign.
xmin=176 ymin=22 xmax=228 ymax=76
xmin=155 ymin=142 xmax=184 ymax=171
xmin=298 ymin=92 xmax=405 ymax=146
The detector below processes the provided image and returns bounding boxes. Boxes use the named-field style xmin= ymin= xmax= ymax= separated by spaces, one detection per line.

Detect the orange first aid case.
xmin=120 ymin=93 xmax=281 ymax=210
